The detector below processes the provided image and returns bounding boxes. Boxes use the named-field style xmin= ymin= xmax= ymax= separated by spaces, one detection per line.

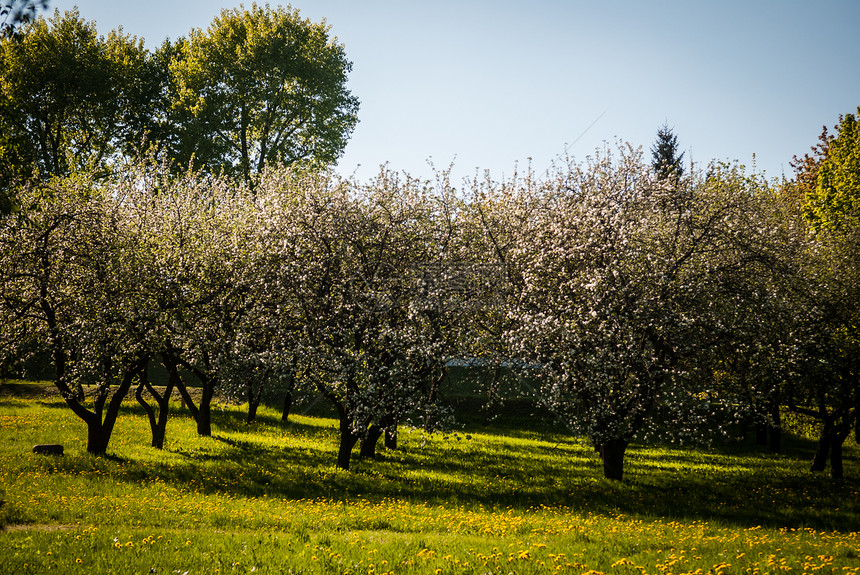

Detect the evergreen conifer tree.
xmin=651 ymin=124 xmax=685 ymax=180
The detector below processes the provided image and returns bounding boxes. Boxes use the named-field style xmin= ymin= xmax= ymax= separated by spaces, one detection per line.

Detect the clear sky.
xmin=56 ymin=0 xmax=860 ymax=184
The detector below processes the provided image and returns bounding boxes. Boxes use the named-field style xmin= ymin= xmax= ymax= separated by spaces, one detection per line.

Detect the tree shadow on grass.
xmin=612 ymin=436 xmax=860 ymax=531
xmin=14 ymin=393 xmax=859 ymax=532
xmin=211 ymin=406 xmax=336 ymax=435
xmin=104 ymin=421 xmax=860 ymax=531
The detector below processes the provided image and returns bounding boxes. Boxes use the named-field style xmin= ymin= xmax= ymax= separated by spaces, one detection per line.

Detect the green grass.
xmin=1 ymin=391 xmax=859 ymax=575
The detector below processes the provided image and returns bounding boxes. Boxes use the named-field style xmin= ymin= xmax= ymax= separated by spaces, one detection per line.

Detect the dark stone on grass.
xmin=32 ymin=444 xmax=63 ymax=455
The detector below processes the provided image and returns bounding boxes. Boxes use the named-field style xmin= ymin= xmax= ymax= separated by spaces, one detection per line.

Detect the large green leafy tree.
xmin=0 ymin=9 xmax=157 ymax=185
xmin=784 ymin=108 xmax=860 ymax=479
xmin=804 ymin=108 xmax=860 ymax=234
xmin=169 ymin=3 xmax=359 ymax=187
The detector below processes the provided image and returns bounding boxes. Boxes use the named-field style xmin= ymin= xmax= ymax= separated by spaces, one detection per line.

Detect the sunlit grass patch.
xmin=1 ymin=396 xmax=859 ymax=574
xmin=2 ymin=515 xmax=859 ymax=575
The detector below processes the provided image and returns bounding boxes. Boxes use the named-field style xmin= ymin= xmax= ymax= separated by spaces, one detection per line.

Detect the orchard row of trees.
xmin=1 ymin=7 xmax=857 ymax=482
xmin=1 ymin=110 xmax=858 ymax=479
xmin=0 ymin=162 xmax=469 ymax=469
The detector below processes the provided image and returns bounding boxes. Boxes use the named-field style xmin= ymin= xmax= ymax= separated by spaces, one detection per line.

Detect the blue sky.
xmin=58 ymin=0 xmax=860 ymax=184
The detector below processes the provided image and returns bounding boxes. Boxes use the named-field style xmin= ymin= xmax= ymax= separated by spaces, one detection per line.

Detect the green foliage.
xmin=650 ymin=124 xmax=684 ymax=180
xmin=784 ymin=108 xmax=860 ymax=476
xmin=168 ymin=3 xmax=359 ymax=186
xmin=0 ymin=9 xmax=155 ymax=184
xmin=0 ymin=0 xmax=48 ymax=37
xmin=0 ymin=4 xmax=359 ymax=193
xmin=805 ymin=108 xmax=860 ymax=234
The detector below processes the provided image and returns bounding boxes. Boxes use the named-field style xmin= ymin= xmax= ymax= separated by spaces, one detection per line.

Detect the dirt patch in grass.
xmin=2 ymin=523 xmax=75 ymax=532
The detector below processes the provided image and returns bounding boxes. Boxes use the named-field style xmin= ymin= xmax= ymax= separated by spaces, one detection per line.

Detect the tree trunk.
xmin=831 ymin=436 xmax=844 ymax=480
xmin=755 ymin=425 xmax=768 ymax=446
xmin=359 ymin=425 xmax=383 ymax=459
xmin=85 ymin=420 xmax=110 ymax=455
xmin=154 ymin=377 xmax=175 ymax=449
xmin=337 ymin=418 xmax=358 ymax=470
xmin=135 ymin=363 xmax=175 ymax=450
xmin=769 ymin=426 xmax=782 ymax=454
xmin=165 ymin=354 xmax=197 ymax=414
xmin=245 ymin=375 xmax=260 ymax=424
xmin=247 ymin=400 xmax=259 ymax=424
xmin=63 ymin=384 xmax=118 ymax=455
xmin=769 ymin=400 xmax=782 ymax=454
xmin=246 ymin=368 xmax=269 ymax=424
xmin=374 ymin=412 xmax=398 ymax=452
xmin=167 ymin=352 xmax=215 ymax=437
xmin=830 ymin=418 xmax=854 ymax=480
xmin=810 ymin=427 xmax=831 ymax=472
xmin=240 ymin=104 xmax=251 ymax=187
xmin=600 ymin=438 xmax=629 ymax=481
xmin=281 ymin=390 xmax=293 ymax=422
xmin=136 ymin=383 xmax=159 ymax=448
xmin=85 ymin=364 xmax=140 ymax=455
xmin=855 ymin=414 xmax=859 ymax=444
xmin=174 ymin=375 xmax=197 ymax=418
xmin=197 ymin=383 xmax=213 ymax=437
xmin=384 ymin=426 xmax=397 ymax=450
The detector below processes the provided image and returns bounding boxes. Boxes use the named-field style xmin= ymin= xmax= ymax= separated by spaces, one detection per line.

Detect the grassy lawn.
xmin=0 ymin=386 xmax=858 ymax=574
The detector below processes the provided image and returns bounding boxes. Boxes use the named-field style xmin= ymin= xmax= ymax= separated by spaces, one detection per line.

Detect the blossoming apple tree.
xmin=491 ymin=145 xmax=779 ymax=480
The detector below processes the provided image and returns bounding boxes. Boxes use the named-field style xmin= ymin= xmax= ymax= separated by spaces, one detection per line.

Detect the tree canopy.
xmin=782 ymin=108 xmax=860 ymax=478
xmin=0 ymin=5 xmax=359 ymax=191
xmin=804 ymin=107 xmax=860 ymax=234
xmin=483 ymin=146 xmax=777 ymax=480
xmin=168 ymin=3 xmax=359 ymax=187
xmin=0 ymin=137 xmax=856 ymax=479
xmin=651 ymin=124 xmax=685 ymax=181
xmin=0 ymin=0 xmax=48 ymax=36
xmin=0 ymin=9 xmax=155 ymax=184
